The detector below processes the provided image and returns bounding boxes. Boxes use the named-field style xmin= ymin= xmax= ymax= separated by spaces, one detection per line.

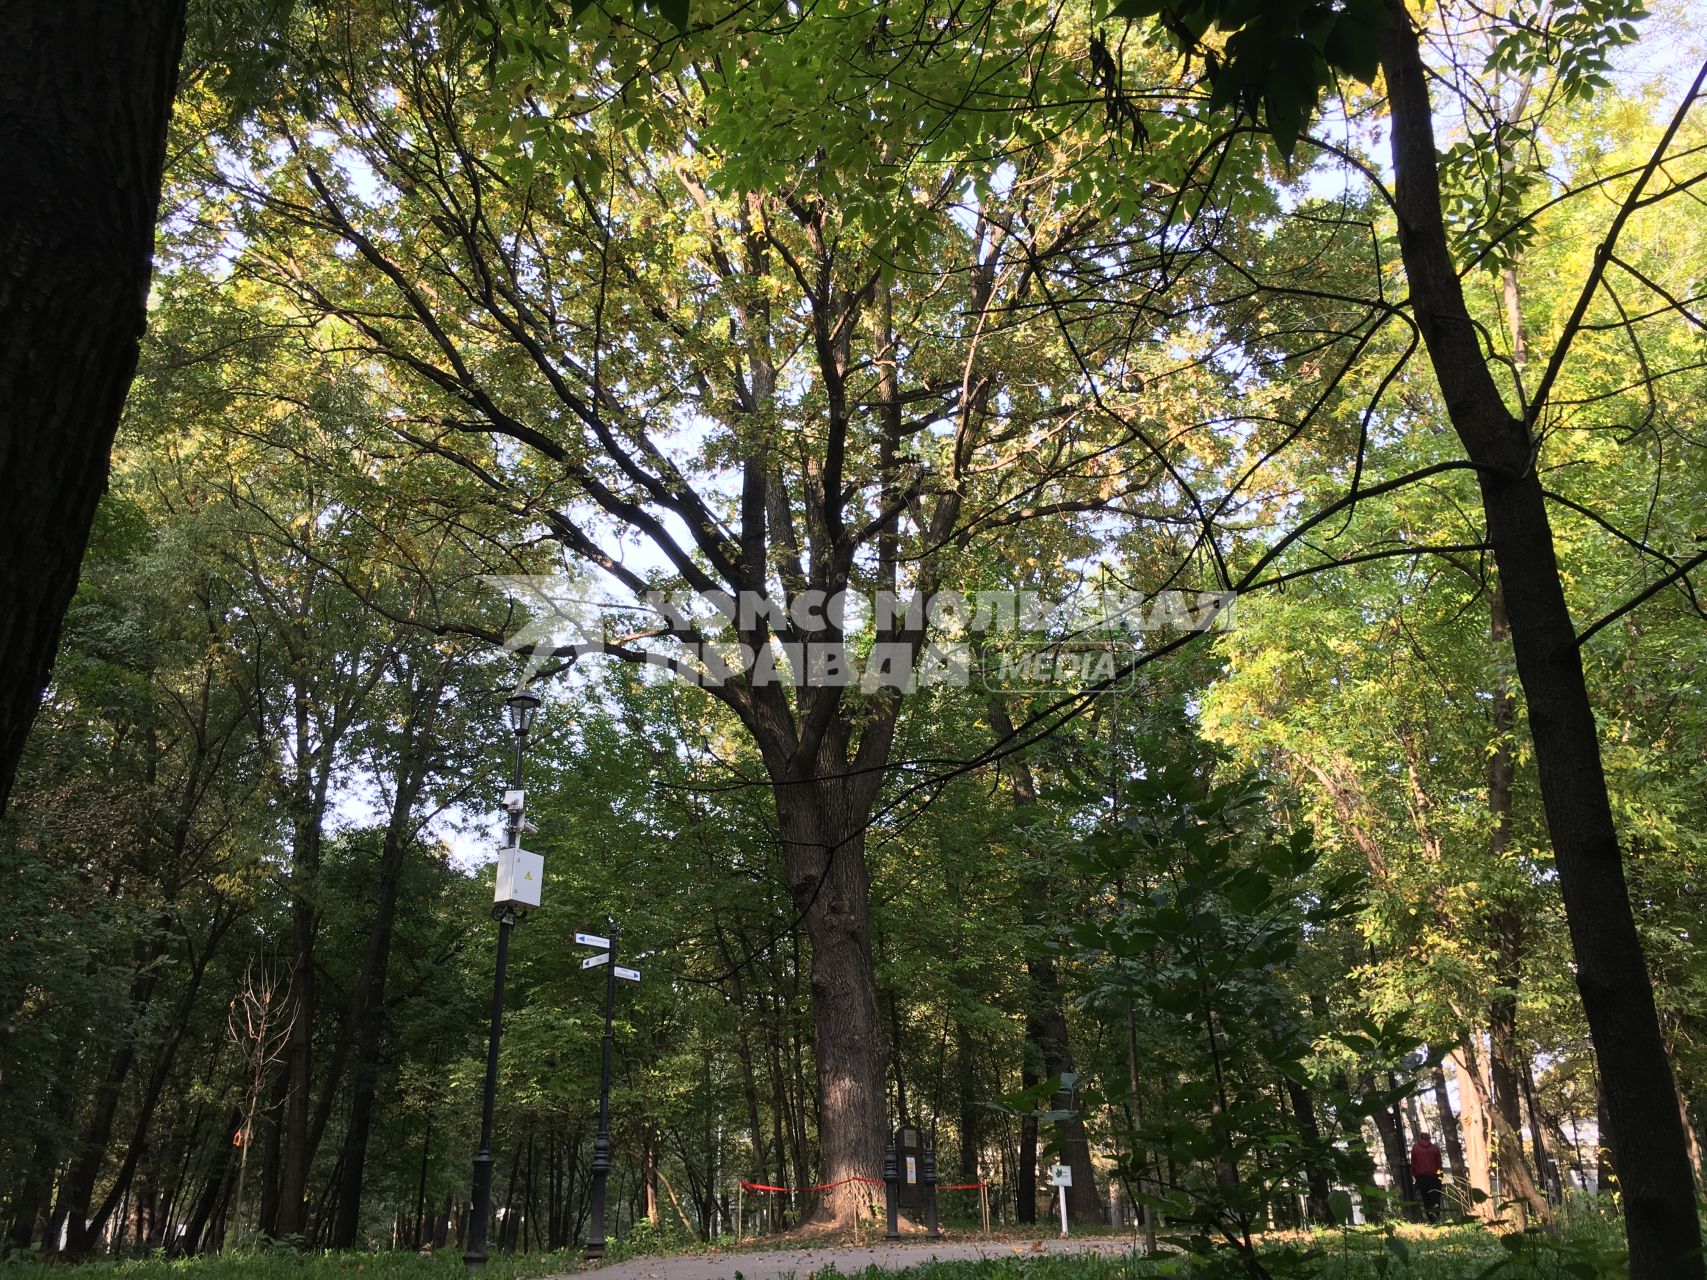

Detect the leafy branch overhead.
xmin=1111 ymin=0 xmax=1390 ymax=155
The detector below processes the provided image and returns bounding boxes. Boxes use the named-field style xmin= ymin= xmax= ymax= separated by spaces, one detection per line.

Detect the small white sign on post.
xmin=1049 ymin=1165 xmax=1071 ymax=1238
xmin=494 ymin=848 xmax=543 ymax=909
xmin=575 ymin=932 xmax=610 ymax=949
xmin=581 ymin=953 xmax=610 ymax=969
xmin=614 ymin=966 xmax=641 ymax=983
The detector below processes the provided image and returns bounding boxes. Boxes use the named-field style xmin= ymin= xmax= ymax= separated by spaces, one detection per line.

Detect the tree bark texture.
xmin=775 ymin=778 xmax=887 ymax=1227
xmin=0 ymin=0 xmax=187 ymax=810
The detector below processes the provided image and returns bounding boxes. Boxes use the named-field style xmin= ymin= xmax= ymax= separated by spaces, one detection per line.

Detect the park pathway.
xmin=561 ymin=1235 xmax=1148 ymax=1280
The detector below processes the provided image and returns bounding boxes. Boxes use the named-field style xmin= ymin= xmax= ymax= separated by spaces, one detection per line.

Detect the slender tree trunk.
xmin=987 ymin=700 xmax=1100 ymax=1221
xmin=274 ymin=848 xmax=317 ymax=1239
xmin=256 ymin=1036 xmax=290 ymax=1236
xmin=0 ymin=0 xmax=188 ymax=810
xmin=722 ymin=932 xmax=770 ymax=1189
xmin=1124 ymin=1002 xmax=1159 ymax=1249
xmin=80 ymin=915 xmax=231 ymax=1249
xmin=1678 ymin=1091 xmax=1706 ymax=1192
xmin=1284 ymin=1078 xmax=1334 ymax=1225
xmin=643 ymin=1125 xmax=660 ymax=1228
xmin=955 ymin=1026 xmax=982 ymax=1184
xmin=1378 ymin=7 xmax=1703 ymax=1271
xmin=180 ymin=1110 xmax=240 ymax=1256
xmin=330 ymin=752 xmax=430 ymax=1246
xmin=1431 ymin=1062 xmax=1467 ymax=1186
xmin=1520 ymin=1057 xmax=1555 ymax=1200
xmin=1017 ymin=1060 xmax=1039 ymax=1224
xmin=1365 ymin=1076 xmax=1415 ymax=1220
xmin=49 ymin=928 xmax=168 ymax=1251
xmin=7 ymin=1069 xmax=77 ymax=1251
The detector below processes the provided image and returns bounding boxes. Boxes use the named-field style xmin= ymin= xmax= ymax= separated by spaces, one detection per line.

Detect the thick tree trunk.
xmin=1378 ymin=6 xmax=1703 ymax=1272
xmin=1459 ymin=1033 xmax=1550 ymax=1223
xmin=1449 ymin=1047 xmax=1496 ymax=1219
xmin=0 ymin=0 xmax=187 ymax=810
xmin=775 ymin=781 xmax=886 ymax=1228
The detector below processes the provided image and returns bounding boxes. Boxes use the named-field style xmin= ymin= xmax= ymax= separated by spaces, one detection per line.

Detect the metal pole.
xmin=883 ymin=1141 xmax=900 ymax=1241
xmin=585 ymin=918 xmax=618 ymax=1259
xmin=464 ymin=909 xmax=514 ymax=1270
xmin=465 ymin=722 xmax=527 ymax=1272
xmin=924 ymin=1143 xmax=941 ymax=1240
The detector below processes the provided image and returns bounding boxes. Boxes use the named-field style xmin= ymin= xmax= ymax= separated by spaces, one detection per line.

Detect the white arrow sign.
xmin=575 ymin=932 xmax=611 ymax=949
xmin=581 ymin=953 xmax=610 ymax=969
xmin=614 ymin=966 xmax=641 ymax=983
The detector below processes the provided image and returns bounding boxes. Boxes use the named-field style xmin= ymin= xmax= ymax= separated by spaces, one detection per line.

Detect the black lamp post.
xmin=464 ymin=689 xmax=542 ymax=1272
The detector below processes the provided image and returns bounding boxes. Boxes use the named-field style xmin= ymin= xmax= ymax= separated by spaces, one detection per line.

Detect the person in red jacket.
xmin=1410 ymin=1132 xmax=1444 ymax=1222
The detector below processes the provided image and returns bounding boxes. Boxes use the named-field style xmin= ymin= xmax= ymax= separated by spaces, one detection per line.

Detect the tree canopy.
xmin=3 ymin=1 xmax=1707 ymax=1277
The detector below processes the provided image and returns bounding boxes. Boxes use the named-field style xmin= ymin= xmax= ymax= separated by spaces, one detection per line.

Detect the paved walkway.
xmin=562 ymin=1235 xmax=1148 ymax=1280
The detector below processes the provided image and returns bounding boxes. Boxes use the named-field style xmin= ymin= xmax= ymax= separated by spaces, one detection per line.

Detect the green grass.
xmin=0 ymin=1210 xmax=1635 ymax=1280
xmin=0 ymin=1247 xmax=582 ymax=1280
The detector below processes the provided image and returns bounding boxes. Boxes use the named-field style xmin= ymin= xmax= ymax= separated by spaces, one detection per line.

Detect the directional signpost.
xmin=577 ymin=920 xmax=639 ymax=1260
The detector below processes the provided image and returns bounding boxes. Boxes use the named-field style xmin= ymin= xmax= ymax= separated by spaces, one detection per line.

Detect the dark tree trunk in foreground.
xmin=0 ymin=0 xmax=187 ymax=811
xmin=1380 ymin=5 xmax=1705 ymax=1272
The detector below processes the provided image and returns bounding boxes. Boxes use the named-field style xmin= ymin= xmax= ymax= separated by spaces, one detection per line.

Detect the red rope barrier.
xmin=937 ymin=1182 xmax=988 ymax=1191
xmin=738 ymin=1176 xmax=886 ymax=1194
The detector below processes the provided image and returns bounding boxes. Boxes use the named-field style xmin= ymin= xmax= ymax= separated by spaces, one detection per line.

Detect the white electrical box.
xmin=494 ymin=847 xmax=543 ymax=909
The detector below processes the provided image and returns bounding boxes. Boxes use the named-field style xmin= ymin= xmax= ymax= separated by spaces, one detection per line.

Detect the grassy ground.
xmin=0 ymin=1211 xmax=1633 ymax=1280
